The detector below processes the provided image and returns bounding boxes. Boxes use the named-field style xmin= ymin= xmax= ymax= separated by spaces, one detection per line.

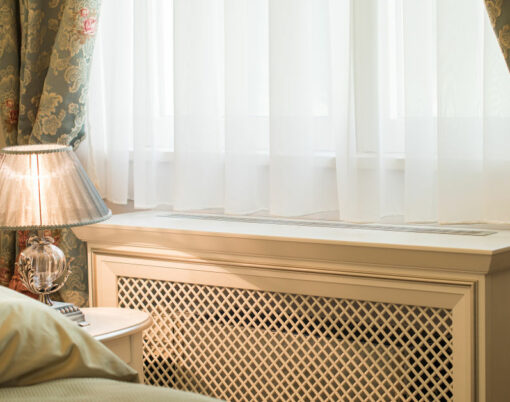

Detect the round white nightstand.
xmin=81 ymin=307 xmax=152 ymax=381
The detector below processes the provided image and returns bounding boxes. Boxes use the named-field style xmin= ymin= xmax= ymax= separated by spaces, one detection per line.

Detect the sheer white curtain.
xmin=83 ymin=0 xmax=510 ymax=223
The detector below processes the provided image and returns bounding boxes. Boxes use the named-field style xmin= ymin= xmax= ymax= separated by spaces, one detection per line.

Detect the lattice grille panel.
xmin=117 ymin=276 xmax=453 ymax=402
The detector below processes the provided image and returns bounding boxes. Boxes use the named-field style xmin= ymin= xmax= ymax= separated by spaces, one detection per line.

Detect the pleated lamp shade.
xmin=0 ymin=144 xmax=111 ymax=230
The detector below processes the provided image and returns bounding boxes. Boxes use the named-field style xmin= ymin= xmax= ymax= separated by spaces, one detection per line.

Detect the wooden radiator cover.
xmin=74 ymin=211 xmax=510 ymax=402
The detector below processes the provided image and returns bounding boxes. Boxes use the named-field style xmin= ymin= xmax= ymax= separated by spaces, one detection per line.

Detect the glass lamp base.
xmin=17 ymin=235 xmax=88 ymax=326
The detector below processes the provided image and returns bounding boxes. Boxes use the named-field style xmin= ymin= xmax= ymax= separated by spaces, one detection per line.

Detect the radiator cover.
xmin=77 ymin=213 xmax=496 ymax=400
xmin=117 ymin=276 xmax=453 ymax=401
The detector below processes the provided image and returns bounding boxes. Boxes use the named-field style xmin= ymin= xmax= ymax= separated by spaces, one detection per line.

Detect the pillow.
xmin=0 ymin=286 xmax=138 ymax=386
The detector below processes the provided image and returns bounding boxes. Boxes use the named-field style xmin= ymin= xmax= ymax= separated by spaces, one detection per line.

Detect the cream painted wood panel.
xmin=73 ymin=211 xmax=510 ymax=401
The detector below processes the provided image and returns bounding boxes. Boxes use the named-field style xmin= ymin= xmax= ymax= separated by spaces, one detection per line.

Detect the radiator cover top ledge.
xmin=73 ymin=210 xmax=510 ymax=275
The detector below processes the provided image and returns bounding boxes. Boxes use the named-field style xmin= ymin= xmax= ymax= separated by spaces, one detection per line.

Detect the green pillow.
xmin=0 ymin=286 xmax=138 ymax=386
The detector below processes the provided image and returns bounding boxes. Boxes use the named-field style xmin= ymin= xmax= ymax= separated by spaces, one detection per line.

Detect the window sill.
xmin=73 ymin=210 xmax=510 ymax=275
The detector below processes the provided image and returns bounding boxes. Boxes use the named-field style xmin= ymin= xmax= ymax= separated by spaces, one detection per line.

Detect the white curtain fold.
xmin=85 ymin=0 xmax=510 ymax=223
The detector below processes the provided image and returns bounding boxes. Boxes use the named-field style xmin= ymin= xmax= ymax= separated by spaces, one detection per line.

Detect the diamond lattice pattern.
xmin=117 ymin=276 xmax=453 ymax=402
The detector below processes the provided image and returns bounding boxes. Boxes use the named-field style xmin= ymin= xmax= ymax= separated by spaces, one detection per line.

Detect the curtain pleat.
xmin=485 ymin=0 xmax=510 ymax=71
xmin=0 ymin=0 xmax=101 ymax=305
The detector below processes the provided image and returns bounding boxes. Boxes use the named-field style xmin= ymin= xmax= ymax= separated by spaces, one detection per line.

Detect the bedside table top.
xmin=81 ymin=307 xmax=152 ymax=342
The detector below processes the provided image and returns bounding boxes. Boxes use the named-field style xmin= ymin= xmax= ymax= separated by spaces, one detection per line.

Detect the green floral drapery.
xmin=0 ymin=0 xmax=100 ymax=306
xmin=486 ymin=0 xmax=510 ymax=70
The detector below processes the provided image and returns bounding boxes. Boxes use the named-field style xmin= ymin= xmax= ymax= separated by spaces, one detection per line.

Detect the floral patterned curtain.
xmin=486 ymin=0 xmax=510 ymax=70
xmin=0 ymin=0 xmax=100 ymax=306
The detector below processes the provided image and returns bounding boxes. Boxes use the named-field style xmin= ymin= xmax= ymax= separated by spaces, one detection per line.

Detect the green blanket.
xmin=0 ymin=377 xmax=218 ymax=401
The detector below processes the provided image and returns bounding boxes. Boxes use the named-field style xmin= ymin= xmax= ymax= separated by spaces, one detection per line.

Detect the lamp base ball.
xmin=18 ymin=236 xmax=89 ymax=326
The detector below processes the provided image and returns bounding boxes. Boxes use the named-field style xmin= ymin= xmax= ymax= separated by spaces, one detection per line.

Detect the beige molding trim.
xmin=73 ymin=223 xmax=510 ymax=275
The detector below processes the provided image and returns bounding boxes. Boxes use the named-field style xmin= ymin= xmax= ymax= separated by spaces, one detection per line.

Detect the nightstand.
xmin=81 ymin=307 xmax=152 ymax=381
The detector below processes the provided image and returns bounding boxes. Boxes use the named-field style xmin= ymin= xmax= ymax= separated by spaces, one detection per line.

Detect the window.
xmin=84 ymin=0 xmax=510 ymax=223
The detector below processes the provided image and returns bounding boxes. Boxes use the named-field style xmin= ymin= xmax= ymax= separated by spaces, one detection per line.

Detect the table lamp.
xmin=0 ymin=144 xmax=111 ymax=323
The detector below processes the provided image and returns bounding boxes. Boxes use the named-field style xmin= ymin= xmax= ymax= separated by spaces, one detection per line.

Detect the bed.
xmin=0 ymin=286 xmax=219 ymax=401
